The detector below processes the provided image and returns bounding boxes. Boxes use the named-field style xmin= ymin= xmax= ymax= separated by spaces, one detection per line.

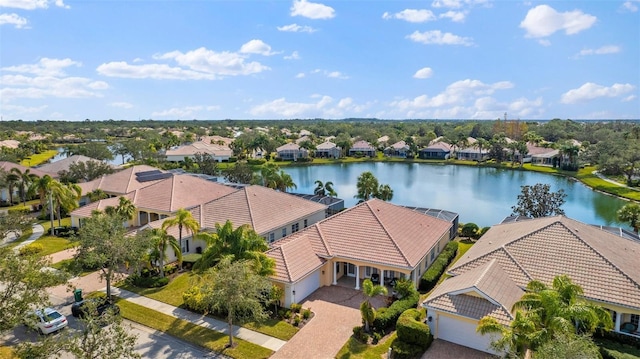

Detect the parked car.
xmin=26 ymin=308 xmax=68 ymax=335
xmin=71 ymin=298 xmax=120 ymax=318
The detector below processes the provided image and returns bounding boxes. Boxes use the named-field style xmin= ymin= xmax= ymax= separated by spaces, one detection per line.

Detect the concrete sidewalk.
xmin=1 ymin=223 xmax=45 ymax=248
xmin=110 ymin=287 xmax=287 ymax=352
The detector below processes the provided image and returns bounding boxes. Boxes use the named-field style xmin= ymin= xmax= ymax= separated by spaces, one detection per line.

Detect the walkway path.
xmin=110 ymin=287 xmax=287 ymax=352
xmin=0 ymin=223 xmax=45 ymax=248
xmin=593 ymin=171 xmax=640 ymax=191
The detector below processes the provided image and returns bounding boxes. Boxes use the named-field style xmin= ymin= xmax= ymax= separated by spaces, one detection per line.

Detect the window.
xmin=632 ymin=314 xmax=640 ymax=328
xmin=268 ymin=233 xmax=275 ymax=243
xmin=282 ymin=228 xmax=287 ymax=237
xmin=292 ymin=223 xmax=299 ymax=233
xmin=430 ymin=248 xmax=436 ymax=261
xmin=304 ymin=219 xmax=308 ymax=228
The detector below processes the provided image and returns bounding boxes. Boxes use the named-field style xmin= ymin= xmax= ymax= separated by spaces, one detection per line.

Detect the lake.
xmin=282 ymin=162 xmax=631 ymax=229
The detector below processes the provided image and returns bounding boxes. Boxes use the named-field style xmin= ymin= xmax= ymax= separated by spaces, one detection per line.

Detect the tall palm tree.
xmin=30 ymin=174 xmax=53 ymax=217
xmin=194 ymin=220 xmax=274 ymax=276
xmin=360 ymin=278 xmax=388 ymax=332
xmin=148 ymin=228 xmax=181 ymax=277
xmin=115 ymin=196 xmax=136 ymax=223
xmin=474 ymin=138 xmax=490 ymax=163
xmin=50 ymin=181 xmax=81 ymax=226
xmin=5 ymin=171 xmax=19 ymax=205
xmin=375 ymin=184 xmax=393 ymax=201
xmin=617 ymin=203 xmax=640 ymax=233
xmin=276 ymin=171 xmax=296 ymax=192
xmin=11 ymin=168 xmax=38 ymax=205
xmin=355 ymin=171 xmax=379 ymax=202
xmin=162 ymin=208 xmax=199 ymax=255
xmin=324 ymin=181 xmax=337 ymax=197
xmin=87 ymin=189 xmax=108 ymax=203
xmin=314 ymin=180 xmax=326 ymax=196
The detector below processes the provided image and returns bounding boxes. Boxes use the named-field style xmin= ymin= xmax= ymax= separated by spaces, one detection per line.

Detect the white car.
xmin=27 ymin=308 xmax=68 ymax=335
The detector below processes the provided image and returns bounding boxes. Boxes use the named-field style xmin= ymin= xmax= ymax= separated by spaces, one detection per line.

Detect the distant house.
xmin=199 ymin=135 xmax=233 ymax=146
xmin=456 ymin=146 xmax=490 ymax=161
xmin=348 ymin=140 xmax=376 ymax=157
xmin=418 ymin=142 xmax=452 ymax=160
xmin=527 ymin=143 xmax=560 ymax=166
xmin=165 ymin=141 xmax=232 ymax=162
xmin=295 ymin=135 xmax=311 ymax=145
xmin=37 ymin=155 xmax=117 ymax=178
xmin=315 ymin=142 xmax=341 ymax=159
xmin=0 ymin=162 xmax=49 ymax=203
xmin=384 ymin=141 xmax=410 ymax=158
xmin=276 ymin=143 xmax=308 ymax=161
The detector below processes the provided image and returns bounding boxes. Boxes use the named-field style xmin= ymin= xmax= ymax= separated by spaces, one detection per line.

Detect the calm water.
xmin=282 ymin=162 xmax=631 ymax=229
xmin=51 ymin=147 xmax=131 ymax=166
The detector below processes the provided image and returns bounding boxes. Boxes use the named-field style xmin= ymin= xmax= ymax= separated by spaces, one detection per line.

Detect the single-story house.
xmin=165 ymin=141 xmax=232 ymax=162
xmin=266 ymin=199 xmax=454 ymax=307
xmin=276 ymin=143 xmax=308 ymax=161
xmin=37 ymin=155 xmax=118 ymax=178
xmin=199 ymin=135 xmax=234 ymax=146
xmin=0 ymin=161 xmax=49 ymax=203
xmin=456 ymin=146 xmax=490 ymax=161
xmin=77 ymin=165 xmax=167 ymax=201
xmin=423 ymin=215 xmax=640 ymax=354
xmin=349 ymin=140 xmax=376 ymax=157
xmin=315 ymin=142 xmax=341 ymax=159
xmin=384 ymin=141 xmax=410 ymax=158
xmin=418 ymin=142 xmax=452 ymax=160
xmin=528 ymin=145 xmax=560 ymax=166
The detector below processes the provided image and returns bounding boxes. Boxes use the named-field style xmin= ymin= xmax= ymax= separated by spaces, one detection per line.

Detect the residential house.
xmin=266 ymin=199 xmax=453 ymax=307
xmin=0 ymin=140 xmax=20 ymax=149
xmin=418 ymin=142 xmax=452 ymax=160
xmin=423 ymin=215 xmax=640 ymax=354
xmin=348 ymin=140 xmax=376 ymax=157
xmin=199 ymin=135 xmax=234 ymax=147
xmin=276 ymin=143 xmax=308 ymax=161
xmin=315 ymin=142 xmax=341 ymax=159
xmin=456 ymin=146 xmax=490 ymax=161
xmin=0 ymin=161 xmax=49 ymax=203
xmin=527 ymin=144 xmax=560 ymax=166
xmin=165 ymin=141 xmax=232 ymax=162
xmin=76 ymin=165 xmax=167 ymax=200
xmin=37 ymin=155 xmax=118 ymax=178
xmin=384 ymin=141 xmax=410 ymax=158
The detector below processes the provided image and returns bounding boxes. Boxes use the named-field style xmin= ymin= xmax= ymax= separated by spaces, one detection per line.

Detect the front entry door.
xmin=346 ymin=263 xmax=356 ymax=277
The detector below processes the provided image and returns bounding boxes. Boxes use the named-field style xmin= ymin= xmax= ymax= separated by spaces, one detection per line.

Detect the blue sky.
xmin=1 ymin=0 xmax=638 ymax=121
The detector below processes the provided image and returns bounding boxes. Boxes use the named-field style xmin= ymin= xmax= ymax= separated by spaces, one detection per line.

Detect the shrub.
xmin=302 ymin=308 xmax=311 ymax=320
xmin=372 ymin=331 xmax=382 ymax=344
xmin=8 ymin=206 xmax=30 ymax=215
xmin=419 ymin=241 xmax=458 ymax=292
xmin=373 ymin=291 xmax=420 ymax=333
xmin=352 ymin=326 xmax=367 ymax=343
xmin=390 ymin=337 xmax=424 ymax=359
xmin=461 ymin=223 xmax=479 ymax=239
xmin=278 ymin=309 xmax=287 ymax=319
xmin=163 ymin=264 xmax=177 ymax=275
xmin=182 ymin=285 xmax=206 ymax=313
xmin=129 ymin=275 xmax=169 ymax=288
xmin=293 ymin=316 xmax=301 ymax=327
xmin=247 ymin=158 xmax=266 ymax=165
xmin=396 ymin=308 xmax=432 ymax=349
xmin=19 ymin=243 xmax=44 ymax=256
xmin=290 ymin=303 xmax=302 ymax=313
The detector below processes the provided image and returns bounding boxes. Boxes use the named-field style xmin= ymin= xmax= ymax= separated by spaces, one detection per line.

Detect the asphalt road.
xmin=2 ymin=295 xmax=228 ymax=359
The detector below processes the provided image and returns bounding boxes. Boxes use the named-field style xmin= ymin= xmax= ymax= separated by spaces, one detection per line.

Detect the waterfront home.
xmin=418 ymin=142 xmax=452 ymax=160
xmin=456 ymin=146 xmax=490 ymax=161
xmin=348 ymin=140 xmax=376 ymax=157
xmin=423 ymin=215 xmax=640 ymax=354
xmin=266 ymin=199 xmax=453 ymax=307
xmin=315 ymin=141 xmax=341 ymax=159
xmin=165 ymin=141 xmax=232 ymax=162
xmin=276 ymin=143 xmax=308 ymax=161
xmin=527 ymin=144 xmax=560 ymax=166
xmin=384 ymin=141 xmax=410 ymax=158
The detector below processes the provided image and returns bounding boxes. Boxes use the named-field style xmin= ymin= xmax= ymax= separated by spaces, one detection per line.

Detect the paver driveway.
xmin=271 ymin=286 xmax=386 ymax=359
xmin=421 ymin=339 xmax=495 ymax=359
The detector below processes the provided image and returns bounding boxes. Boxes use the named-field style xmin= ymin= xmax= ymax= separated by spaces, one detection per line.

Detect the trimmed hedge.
xmin=419 ymin=241 xmax=459 ymax=292
xmin=396 ymin=308 xmax=432 ymax=349
xmin=18 ymin=243 xmax=43 ymax=256
xmin=8 ymin=206 xmax=30 ymax=215
xmin=390 ymin=338 xmax=424 ymax=359
xmin=128 ymin=275 xmax=169 ymax=288
xmin=373 ymin=291 xmax=420 ymax=333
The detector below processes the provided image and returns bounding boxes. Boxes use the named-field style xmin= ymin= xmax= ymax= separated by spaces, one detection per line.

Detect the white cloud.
xmin=431 ymin=0 xmax=489 ymax=9
xmin=0 ymin=13 xmax=27 ymax=28
xmin=284 ymin=51 xmax=300 ymax=60
xmin=575 ymin=45 xmax=620 ymax=57
xmin=407 ymin=30 xmax=473 ymax=46
xmin=98 ymin=47 xmax=270 ymax=80
xmin=2 ymin=57 xmax=80 ymax=76
xmin=295 ymin=72 xmax=305 ymax=78
xmin=239 ymin=39 xmax=278 ymax=56
xmin=151 ymin=105 xmax=218 ymax=118
xmin=0 ymin=0 xmax=68 ymax=9
xmin=277 ymin=23 xmax=317 ymax=33
xmin=299 ymin=69 xmax=349 ymax=79
xmin=290 ymin=0 xmax=335 ymax=20
xmin=520 ymin=5 xmax=596 ymax=38
xmin=413 ymin=67 xmax=433 ymax=79
xmin=110 ymin=102 xmax=133 ymax=109
xmin=249 ymin=95 xmax=369 ymax=118
xmin=382 ymin=9 xmax=436 ymax=23
xmin=561 ymin=82 xmax=635 ymax=104
xmin=327 ymin=71 xmax=348 ymax=79
xmin=439 ymin=10 xmax=466 ymax=22
xmin=622 ymin=95 xmax=637 ymax=102
xmin=621 ymin=1 xmax=639 ymax=12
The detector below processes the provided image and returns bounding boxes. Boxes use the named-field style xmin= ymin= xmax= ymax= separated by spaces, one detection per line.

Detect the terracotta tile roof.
xmin=0 ymin=161 xmax=49 ymax=177
xmin=71 ymin=193 xmax=134 ymax=218
xmin=200 ymin=185 xmax=327 ymax=235
xmin=450 ymin=216 xmax=640 ymax=310
xmin=276 ymin=143 xmax=302 ymax=152
xmin=424 ymin=259 xmax=523 ymax=325
xmin=267 ymin=199 xmax=453 ymax=283
xmin=165 ymin=142 xmax=232 ymax=157
xmin=526 ymin=143 xmax=558 ymax=156
xmin=316 ymin=142 xmax=337 ymax=150
xmin=269 ymin=235 xmax=327 ymax=282
xmin=133 ymin=174 xmax=236 ymax=212
xmin=38 ymin=155 xmax=116 ymax=176
xmin=389 ymin=141 xmax=408 ymax=149
xmin=77 ymin=165 xmax=164 ymax=196
xmin=351 ymin=140 xmax=375 ymax=150
xmin=422 ymin=142 xmax=452 ymax=152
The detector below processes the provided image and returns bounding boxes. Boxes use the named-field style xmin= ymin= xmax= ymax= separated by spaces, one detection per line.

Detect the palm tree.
xmin=30 ymin=174 xmax=53 ymax=217
xmin=162 ymin=208 xmax=200 ymax=255
xmin=324 ymin=181 xmax=337 ymax=197
xmin=314 ymin=180 xmax=326 ymax=196
xmin=617 ymin=203 xmax=640 ymax=234
xmin=375 ymin=184 xmax=393 ymax=201
xmin=276 ymin=171 xmax=296 ymax=192
xmin=5 ymin=171 xmax=19 ymax=205
xmin=51 ymin=182 xmax=81 ymax=226
xmin=148 ymin=228 xmax=181 ymax=277
xmin=87 ymin=189 xmax=108 ymax=203
xmin=355 ymin=171 xmax=379 ymax=202
xmin=194 ymin=220 xmax=274 ymax=276
xmin=360 ymin=278 xmax=387 ymax=332
xmin=11 ymin=168 xmax=39 ymax=205
xmin=115 ymin=196 xmax=136 ymax=223
xmin=474 ymin=138 xmax=490 ymax=163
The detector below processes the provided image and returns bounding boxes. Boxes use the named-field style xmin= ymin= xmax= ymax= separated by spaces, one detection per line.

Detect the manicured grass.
xmin=20 ymin=150 xmax=58 ymax=167
xmin=575 ymin=167 xmax=640 ymax=201
xmin=335 ymin=332 xmax=397 ymax=359
xmin=116 ymin=298 xmax=273 ymax=359
xmin=50 ymin=258 xmax=93 ymax=276
xmin=243 ymin=319 xmax=299 ymax=341
xmin=451 ymin=239 xmax=474 ymax=265
xmin=40 ymin=217 xmax=72 ymax=234
xmin=32 ymin=235 xmax=77 ymax=257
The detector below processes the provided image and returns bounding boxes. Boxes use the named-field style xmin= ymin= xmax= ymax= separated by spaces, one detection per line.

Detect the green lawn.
xmin=50 ymin=258 xmax=94 ymax=276
xmin=335 ymin=332 xmax=397 ymax=359
xmin=116 ymin=298 xmax=273 ymax=359
xmin=31 ymin=235 xmax=77 ymax=257
xmin=118 ymin=272 xmax=299 ymax=340
xmin=21 ymin=150 xmax=58 ymax=167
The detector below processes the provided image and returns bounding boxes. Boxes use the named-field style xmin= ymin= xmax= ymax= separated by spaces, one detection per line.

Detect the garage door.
xmin=293 ymin=270 xmax=320 ymax=305
xmin=436 ymin=314 xmax=496 ymax=354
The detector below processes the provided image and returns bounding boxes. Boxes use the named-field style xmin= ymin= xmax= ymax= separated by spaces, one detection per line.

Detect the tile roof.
xmin=267 ymin=199 xmax=453 ymax=283
xmin=422 ymin=142 xmax=452 ymax=152
xmin=199 ymin=185 xmax=327 ymax=235
xmin=269 ymin=235 xmax=327 ymax=282
xmin=276 ymin=143 xmax=302 ymax=152
xmin=526 ymin=143 xmax=558 ymax=156
xmin=0 ymin=161 xmax=49 ymax=178
xmin=351 ymin=140 xmax=375 ymax=150
xmin=165 ymin=142 xmax=232 ymax=157
xmin=37 ymin=155 xmax=116 ymax=175
xmin=316 ymin=141 xmax=337 ymax=150
xmin=449 ymin=216 xmax=640 ymax=310
xmin=71 ymin=193 xmax=133 ymax=218
xmin=424 ymin=259 xmax=523 ymax=325
xmin=77 ymin=165 xmax=164 ymax=196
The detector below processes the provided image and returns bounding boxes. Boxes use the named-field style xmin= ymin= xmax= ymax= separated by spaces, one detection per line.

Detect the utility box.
xmin=73 ymin=289 xmax=83 ymax=303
